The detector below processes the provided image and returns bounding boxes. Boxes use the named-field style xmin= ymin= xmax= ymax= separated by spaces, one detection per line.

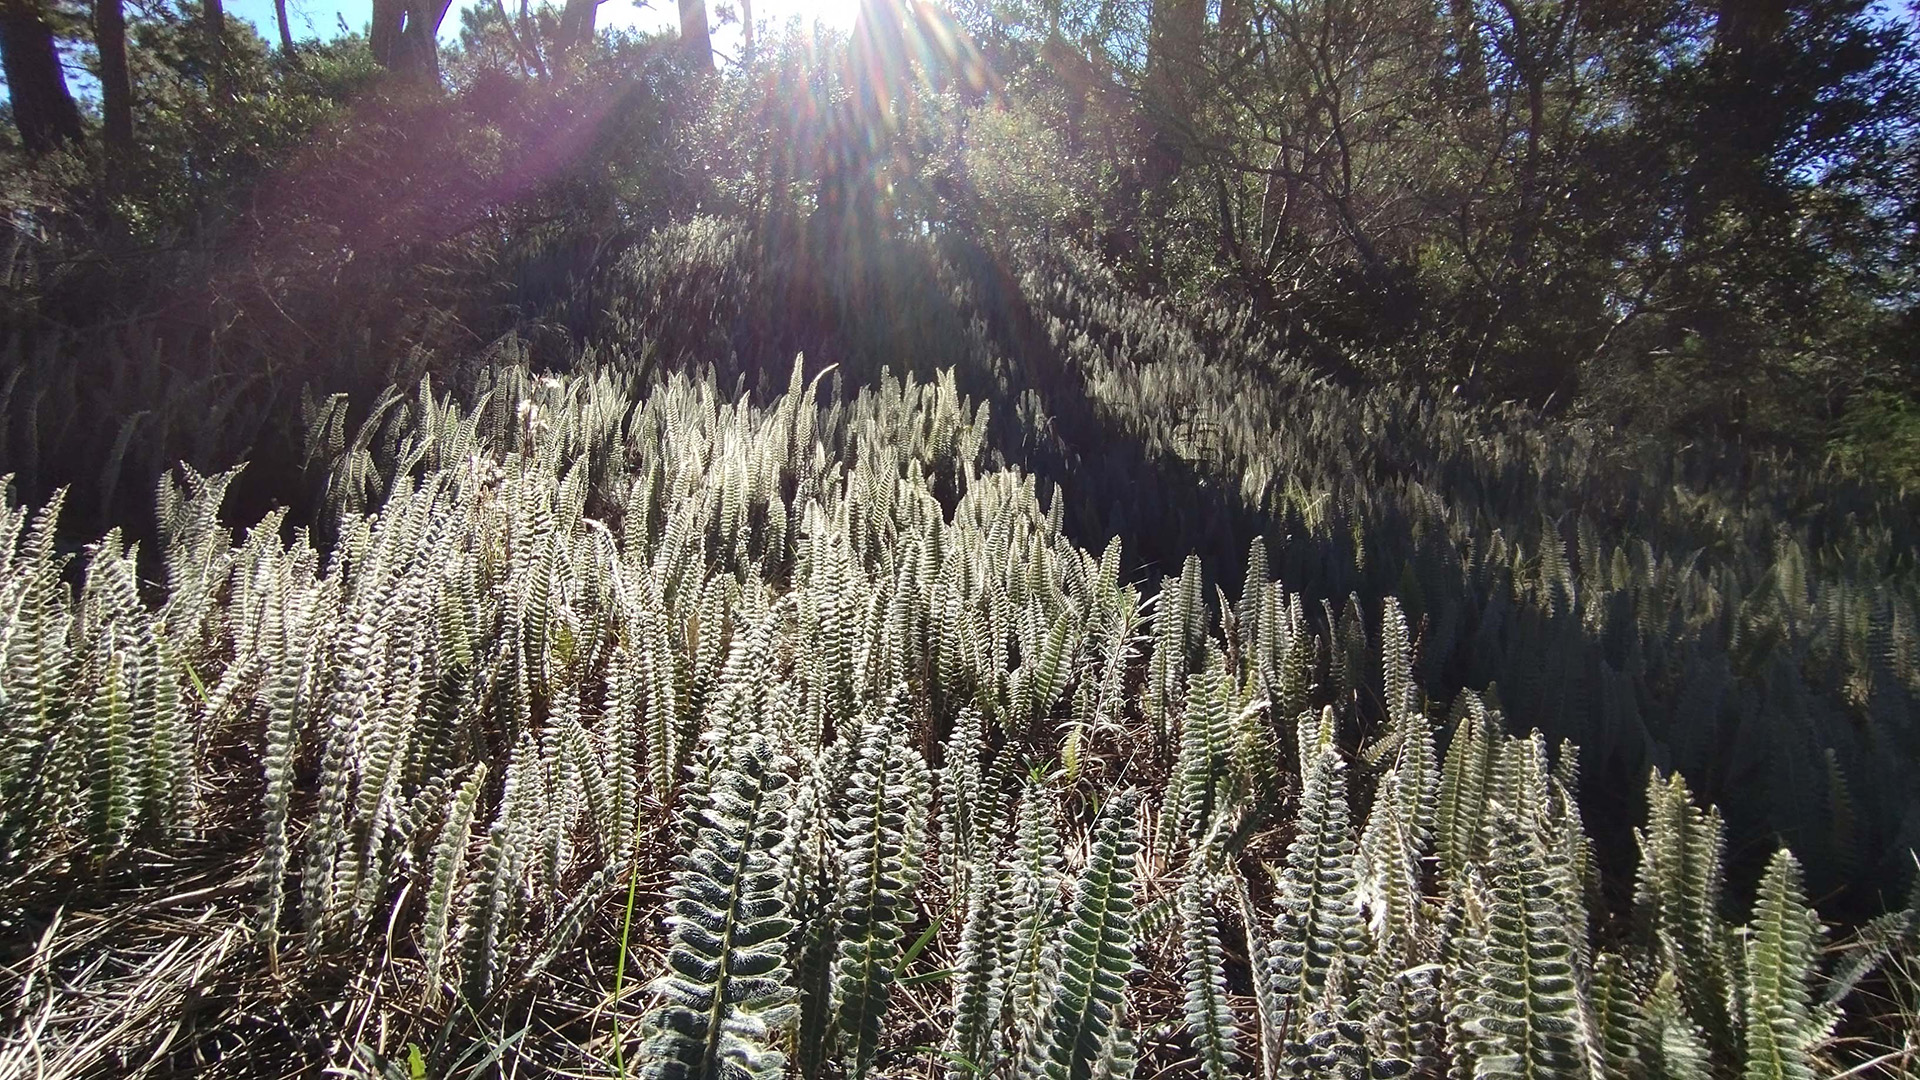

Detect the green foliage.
xmin=828 ymin=714 xmax=931 ymax=1079
xmin=1015 ymin=791 xmax=1141 ymax=1080
xmin=1831 ymin=390 xmax=1920 ymax=491
xmin=1741 ymin=850 xmax=1827 ymax=1080
xmin=637 ymin=733 xmax=799 ymax=1080
xmin=0 ymin=363 xmax=1909 ymax=1078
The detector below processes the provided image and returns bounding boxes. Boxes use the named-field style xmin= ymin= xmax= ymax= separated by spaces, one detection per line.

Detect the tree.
xmin=203 ymin=0 xmax=228 ymax=95
xmin=273 ymin=0 xmax=293 ymax=53
xmin=679 ymin=0 xmax=711 ymax=69
xmin=1 ymin=0 xmax=83 ymax=153
xmin=94 ymin=0 xmax=133 ymax=164
xmin=370 ymin=0 xmax=453 ymax=82
xmin=558 ymin=0 xmax=599 ymax=55
xmin=1142 ymin=0 xmax=1204 ymax=182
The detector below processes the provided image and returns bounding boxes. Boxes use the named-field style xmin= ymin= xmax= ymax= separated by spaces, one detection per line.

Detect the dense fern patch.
xmin=0 ymin=360 xmax=1913 ymax=1077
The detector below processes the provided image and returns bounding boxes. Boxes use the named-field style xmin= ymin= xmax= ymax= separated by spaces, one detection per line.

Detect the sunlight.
xmin=592 ymin=0 xmax=866 ymax=59
xmin=12 ymin=0 xmax=1918 ymax=1072
xmin=749 ymin=0 xmax=865 ymax=34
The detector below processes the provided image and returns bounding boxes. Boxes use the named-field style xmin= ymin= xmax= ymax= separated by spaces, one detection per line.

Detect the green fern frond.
xmin=1179 ymin=868 xmax=1240 ymax=1080
xmin=1740 ymin=849 xmax=1825 ymax=1080
xmin=829 ymin=713 xmax=931 ymax=1080
xmin=1017 ymin=791 xmax=1141 ymax=1080
xmin=636 ymin=733 xmax=799 ymax=1080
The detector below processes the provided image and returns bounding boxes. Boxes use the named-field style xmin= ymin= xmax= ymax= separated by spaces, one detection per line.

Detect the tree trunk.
xmin=0 ymin=0 xmax=83 ymax=154
xmin=1145 ymin=0 xmax=1204 ymax=109
xmin=396 ymin=0 xmax=450 ymax=83
xmin=1143 ymin=0 xmax=1204 ymax=184
xmin=558 ymin=0 xmax=595 ymax=54
xmin=678 ymin=0 xmax=712 ymax=70
xmin=273 ymin=0 xmax=294 ymax=52
xmin=1217 ymin=0 xmax=1245 ymax=68
xmin=204 ymin=0 xmax=229 ymax=96
xmin=94 ymin=0 xmax=133 ymax=164
xmin=369 ymin=0 xmax=402 ymax=67
xmin=371 ymin=0 xmax=449 ymax=84
xmin=740 ymin=0 xmax=752 ymax=61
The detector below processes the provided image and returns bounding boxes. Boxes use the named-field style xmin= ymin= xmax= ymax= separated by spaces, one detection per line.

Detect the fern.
xmin=1005 ymin=782 xmax=1068 ymax=1041
xmin=939 ymin=706 xmax=995 ymax=899
xmin=1635 ymin=771 xmax=1737 ymax=1063
xmin=1017 ymin=791 xmax=1141 ymax=1080
xmin=1740 ymin=849 xmax=1825 ymax=1080
xmin=1437 ymin=696 xmax=1499 ymax=882
xmin=1268 ymin=728 xmax=1366 ymax=1047
xmin=1359 ymin=740 xmax=1434 ymax=957
xmin=1461 ymin=806 xmax=1589 ymax=1080
xmin=83 ymin=640 xmax=136 ymax=852
xmin=1645 ymin=970 xmax=1714 ymax=1080
xmin=1178 ymin=867 xmax=1240 ymax=1080
xmin=946 ymin=859 xmax=1012 ymax=1080
xmin=828 ymin=714 xmax=931 ymax=1080
xmin=260 ymin=569 xmax=327 ymax=952
xmin=1590 ymin=952 xmax=1644 ymax=1080
xmin=422 ymin=763 xmax=488 ymax=1005
xmin=5 ymin=356 xmax=1911 ymax=1078
xmin=1380 ymin=597 xmax=1415 ymax=735
xmin=635 ymin=733 xmax=799 ymax=1080
xmin=463 ymin=733 xmax=542 ymax=1001
xmin=1168 ymin=654 xmax=1234 ymax=855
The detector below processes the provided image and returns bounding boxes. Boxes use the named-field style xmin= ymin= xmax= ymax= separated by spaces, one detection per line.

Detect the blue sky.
xmin=225 ymin=0 xmax=665 ymax=43
xmin=223 ymin=0 xmax=860 ymax=55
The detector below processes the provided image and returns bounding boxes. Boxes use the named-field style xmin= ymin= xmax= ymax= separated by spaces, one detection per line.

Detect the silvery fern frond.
xmin=1635 ymin=771 xmax=1737 ymax=1063
xmin=1741 ymin=849 xmax=1825 ymax=1080
xmin=1005 ymin=782 xmax=1068 ymax=1039
xmin=1178 ymin=868 xmax=1239 ymax=1080
xmin=635 ymin=733 xmax=799 ymax=1080
xmin=1016 ymin=791 xmax=1141 ymax=1080
xmin=1591 ymin=951 xmax=1645 ymax=1080
xmin=422 ymin=763 xmax=488 ymax=1005
xmin=1461 ymin=806 xmax=1590 ymax=1080
xmin=1270 ymin=737 xmax=1366 ymax=1038
xmin=946 ymin=859 xmax=1012 ymax=1080
xmin=829 ymin=712 xmax=931 ymax=1080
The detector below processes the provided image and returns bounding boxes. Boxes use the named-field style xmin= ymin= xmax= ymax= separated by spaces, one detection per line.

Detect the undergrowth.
xmin=0 ymin=359 xmax=1915 ymax=1078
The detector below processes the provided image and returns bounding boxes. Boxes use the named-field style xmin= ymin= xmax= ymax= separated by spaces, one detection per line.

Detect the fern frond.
xmin=1178 ymin=868 xmax=1239 ymax=1080
xmin=1741 ymin=849 xmax=1825 ymax=1080
xmin=1461 ymin=806 xmax=1589 ymax=1080
xmin=1591 ymin=951 xmax=1645 ymax=1080
xmin=635 ymin=733 xmax=799 ymax=1080
xmin=1635 ymin=771 xmax=1737 ymax=1062
xmin=829 ymin=713 xmax=931 ymax=1080
xmin=422 ymin=763 xmax=488 ymax=1005
xmin=1269 ymin=737 xmax=1365 ymax=1046
xmin=1017 ymin=791 xmax=1141 ymax=1080
xmin=946 ymin=860 xmax=1012 ymax=1080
